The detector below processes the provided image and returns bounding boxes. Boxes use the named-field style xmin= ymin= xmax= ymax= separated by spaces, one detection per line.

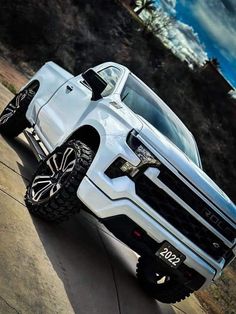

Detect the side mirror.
xmin=82 ymin=69 xmax=107 ymax=101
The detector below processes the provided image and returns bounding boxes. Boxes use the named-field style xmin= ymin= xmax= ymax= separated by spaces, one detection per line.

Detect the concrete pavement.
xmin=0 ymin=83 xmax=205 ymax=314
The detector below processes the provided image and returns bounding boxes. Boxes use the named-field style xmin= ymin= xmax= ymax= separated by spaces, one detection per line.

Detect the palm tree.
xmin=135 ymin=0 xmax=156 ymax=15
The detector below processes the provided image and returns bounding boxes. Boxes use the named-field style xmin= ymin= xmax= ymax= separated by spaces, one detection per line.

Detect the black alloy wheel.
xmin=25 ymin=140 xmax=94 ymax=222
xmin=0 ymin=83 xmax=38 ymax=137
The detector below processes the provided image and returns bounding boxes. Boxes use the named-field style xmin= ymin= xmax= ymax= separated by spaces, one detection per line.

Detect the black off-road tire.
xmin=136 ymin=256 xmax=192 ymax=303
xmin=25 ymin=140 xmax=94 ymax=223
xmin=0 ymin=85 xmax=37 ymax=137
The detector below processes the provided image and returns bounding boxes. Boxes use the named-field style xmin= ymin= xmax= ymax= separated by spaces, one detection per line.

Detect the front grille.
xmin=135 ymin=174 xmax=229 ymax=261
xmin=158 ymin=166 xmax=236 ymax=242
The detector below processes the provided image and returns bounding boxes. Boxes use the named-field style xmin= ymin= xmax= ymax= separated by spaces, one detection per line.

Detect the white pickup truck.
xmin=0 ymin=61 xmax=235 ymax=303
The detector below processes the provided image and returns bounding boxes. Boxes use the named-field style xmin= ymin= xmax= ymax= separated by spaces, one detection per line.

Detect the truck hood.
xmin=137 ymin=116 xmax=236 ymax=223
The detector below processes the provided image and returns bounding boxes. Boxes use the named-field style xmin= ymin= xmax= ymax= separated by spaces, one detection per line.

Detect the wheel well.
xmin=67 ymin=125 xmax=100 ymax=154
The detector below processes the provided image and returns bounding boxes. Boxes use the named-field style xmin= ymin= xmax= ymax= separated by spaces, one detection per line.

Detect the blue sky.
xmin=155 ymin=0 xmax=236 ymax=88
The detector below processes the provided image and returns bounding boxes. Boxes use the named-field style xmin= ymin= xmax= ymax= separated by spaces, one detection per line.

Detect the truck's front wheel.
xmin=25 ymin=140 xmax=94 ymax=222
xmin=136 ymin=256 xmax=192 ymax=303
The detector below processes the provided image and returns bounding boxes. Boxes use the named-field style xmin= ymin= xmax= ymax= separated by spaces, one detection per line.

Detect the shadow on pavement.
xmin=31 ymin=214 xmax=174 ymax=314
xmin=2 ymin=134 xmax=38 ymax=181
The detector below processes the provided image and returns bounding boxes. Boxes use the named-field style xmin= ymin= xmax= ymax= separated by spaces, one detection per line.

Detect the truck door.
xmin=35 ymin=75 xmax=92 ymax=150
xmin=35 ymin=65 xmax=122 ymax=150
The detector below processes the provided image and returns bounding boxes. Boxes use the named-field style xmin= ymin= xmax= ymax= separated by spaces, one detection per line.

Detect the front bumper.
xmin=78 ymin=175 xmax=218 ymax=288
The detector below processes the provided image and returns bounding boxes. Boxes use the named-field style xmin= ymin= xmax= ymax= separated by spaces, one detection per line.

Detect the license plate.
xmin=156 ymin=242 xmax=186 ymax=269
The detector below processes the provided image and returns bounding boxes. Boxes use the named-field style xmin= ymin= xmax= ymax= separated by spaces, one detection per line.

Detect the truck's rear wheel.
xmin=0 ymin=84 xmax=37 ymax=137
xmin=136 ymin=256 xmax=192 ymax=303
xmin=25 ymin=140 xmax=94 ymax=222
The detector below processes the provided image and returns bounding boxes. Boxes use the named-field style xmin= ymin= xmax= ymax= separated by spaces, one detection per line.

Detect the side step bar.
xmin=23 ymin=130 xmax=47 ymax=161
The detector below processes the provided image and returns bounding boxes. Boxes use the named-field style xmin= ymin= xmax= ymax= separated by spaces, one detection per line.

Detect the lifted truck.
xmin=0 ymin=61 xmax=235 ymax=303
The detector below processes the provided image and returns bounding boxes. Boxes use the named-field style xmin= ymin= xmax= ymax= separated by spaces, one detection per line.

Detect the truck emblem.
xmin=202 ymin=208 xmax=234 ymax=239
xmin=109 ymin=101 xmax=122 ymax=109
xmin=213 ymin=242 xmax=220 ymax=249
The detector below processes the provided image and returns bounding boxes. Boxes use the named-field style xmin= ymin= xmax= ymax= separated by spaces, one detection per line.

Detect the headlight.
xmin=105 ymin=131 xmax=161 ymax=179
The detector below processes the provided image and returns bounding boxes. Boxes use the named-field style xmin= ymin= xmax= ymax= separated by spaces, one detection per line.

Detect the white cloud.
xmin=159 ymin=0 xmax=177 ymax=14
xmin=191 ymin=0 xmax=236 ymax=61
xmin=157 ymin=17 xmax=208 ymax=65
xmin=138 ymin=3 xmax=208 ymax=65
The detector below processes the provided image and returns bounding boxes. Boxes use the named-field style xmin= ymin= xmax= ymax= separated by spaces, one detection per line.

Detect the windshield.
xmin=121 ymin=74 xmax=201 ymax=166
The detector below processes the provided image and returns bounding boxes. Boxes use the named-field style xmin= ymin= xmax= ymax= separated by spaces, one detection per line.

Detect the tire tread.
xmin=25 ymin=140 xmax=94 ymax=223
xmin=136 ymin=256 xmax=192 ymax=303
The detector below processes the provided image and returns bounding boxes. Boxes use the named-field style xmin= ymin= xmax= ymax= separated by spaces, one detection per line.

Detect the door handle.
xmin=66 ymin=85 xmax=73 ymax=93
